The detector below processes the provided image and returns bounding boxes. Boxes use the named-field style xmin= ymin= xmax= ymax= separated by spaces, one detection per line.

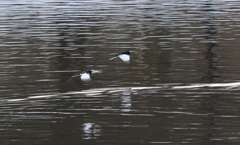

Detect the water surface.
xmin=1 ymin=0 xmax=240 ymax=144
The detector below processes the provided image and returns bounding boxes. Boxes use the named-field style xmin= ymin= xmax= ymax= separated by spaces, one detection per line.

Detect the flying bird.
xmin=72 ymin=70 xmax=102 ymax=81
xmin=109 ymin=51 xmax=131 ymax=63
xmin=80 ymin=70 xmax=102 ymax=81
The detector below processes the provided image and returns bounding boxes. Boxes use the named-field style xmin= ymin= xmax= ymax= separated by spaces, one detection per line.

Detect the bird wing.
xmin=109 ymin=56 xmax=119 ymax=60
xmin=91 ymin=70 xmax=102 ymax=74
xmin=119 ymin=54 xmax=130 ymax=63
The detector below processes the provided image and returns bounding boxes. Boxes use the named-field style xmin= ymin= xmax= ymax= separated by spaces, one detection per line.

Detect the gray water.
xmin=1 ymin=0 xmax=240 ymax=144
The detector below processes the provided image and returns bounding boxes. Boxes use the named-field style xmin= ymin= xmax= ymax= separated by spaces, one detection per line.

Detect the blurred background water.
xmin=1 ymin=0 xmax=240 ymax=144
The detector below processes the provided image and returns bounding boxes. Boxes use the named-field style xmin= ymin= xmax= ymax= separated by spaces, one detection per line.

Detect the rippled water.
xmin=1 ymin=0 xmax=240 ymax=144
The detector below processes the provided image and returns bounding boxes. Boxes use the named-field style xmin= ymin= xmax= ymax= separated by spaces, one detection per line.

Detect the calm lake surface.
xmin=1 ymin=0 xmax=240 ymax=144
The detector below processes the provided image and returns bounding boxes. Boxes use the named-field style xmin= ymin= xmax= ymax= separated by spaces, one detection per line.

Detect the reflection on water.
xmin=82 ymin=122 xmax=101 ymax=140
xmin=1 ymin=0 xmax=240 ymax=144
xmin=201 ymin=1 xmax=219 ymax=82
xmin=2 ymin=83 xmax=240 ymax=144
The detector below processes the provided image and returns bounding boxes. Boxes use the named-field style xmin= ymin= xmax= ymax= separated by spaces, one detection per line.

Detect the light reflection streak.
xmin=172 ymin=82 xmax=240 ymax=89
xmin=6 ymin=82 xmax=240 ymax=102
xmin=155 ymin=111 xmax=207 ymax=116
xmin=121 ymin=87 xmax=131 ymax=112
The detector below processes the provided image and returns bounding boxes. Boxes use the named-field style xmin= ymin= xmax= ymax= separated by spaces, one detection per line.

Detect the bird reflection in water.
xmin=82 ymin=123 xmax=101 ymax=140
